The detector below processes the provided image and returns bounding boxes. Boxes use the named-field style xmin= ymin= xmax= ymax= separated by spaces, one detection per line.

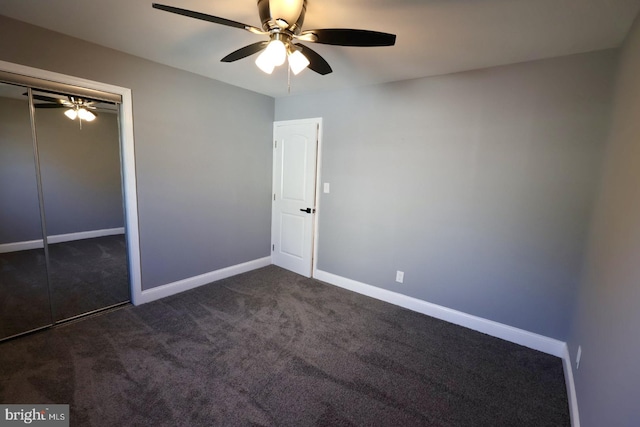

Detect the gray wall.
xmin=275 ymin=51 xmax=616 ymax=340
xmin=0 ymin=15 xmax=274 ymax=290
xmin=0 ymin=95 xmax=42 ymax=244
xmin=35 ymin=107 xmax=124 ymax=236
xmin=568 ymin=14 xmax=640 ymax=426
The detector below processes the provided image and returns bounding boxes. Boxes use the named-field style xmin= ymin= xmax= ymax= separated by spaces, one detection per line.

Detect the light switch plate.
xmin=323 ymin=183 xmax=330 ymax=193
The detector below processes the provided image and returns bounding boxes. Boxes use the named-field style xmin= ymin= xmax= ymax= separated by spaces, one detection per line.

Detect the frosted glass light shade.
xmin=255 ymin=50 xmax=276 ymax=74
xmin=78 ymin=108 xmax=96 ymax=121
xmin=64 ymin=109 xmax=78 ymax=120
xmin=288 ymin=50 xmax=309 ymax=75
xmin=266 ymin=39 xmax=287 ymax=66
xmin=255 ymin=39 xmax=288 ymax=73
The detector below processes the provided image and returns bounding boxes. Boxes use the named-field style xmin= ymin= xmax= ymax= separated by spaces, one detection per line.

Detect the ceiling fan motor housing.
xmin=258 ymin=0 xmax=307 ymax=34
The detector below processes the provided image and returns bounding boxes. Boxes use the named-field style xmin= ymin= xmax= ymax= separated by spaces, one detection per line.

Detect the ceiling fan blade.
xmin=299 ymin=29 xmax=396 ymax=47
xmin=152 ymin=3 xmax=263 ymax=33
xmin=34 ymin=104 xmax=67 ymax=109
xmin=24 ymin=93 xmax=65 ymax=104
xmin=221 ymin=41 xmax=269 ymax=63
xmin=296 ymin=44 xmax=332 ymax=75
xmin=76 ymin=97 xmax=106 ymax=105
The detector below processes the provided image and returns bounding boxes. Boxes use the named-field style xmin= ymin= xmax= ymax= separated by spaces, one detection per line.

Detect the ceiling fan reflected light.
xmin=152 ymin=0 xmax=396 ymax=76
xmin=64 ymin=106 xmax=96 ymax=122
xmin=27 ymin=93 xmax=99 ymax=128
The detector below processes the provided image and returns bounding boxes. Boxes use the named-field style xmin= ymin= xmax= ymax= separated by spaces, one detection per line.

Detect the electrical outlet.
xmin=576 ymin=345 xmax=582 ymax=370
xmin=395 ymin=270 xmax=404 ymax=283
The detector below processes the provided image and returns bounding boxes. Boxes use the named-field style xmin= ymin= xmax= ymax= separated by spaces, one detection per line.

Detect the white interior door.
xmin=271 ymin=119 xmax=320 ymax=277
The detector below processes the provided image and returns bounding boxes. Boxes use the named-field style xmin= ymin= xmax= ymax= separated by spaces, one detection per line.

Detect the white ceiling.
xmin=1 ymin=0 xmax=639 ymax=98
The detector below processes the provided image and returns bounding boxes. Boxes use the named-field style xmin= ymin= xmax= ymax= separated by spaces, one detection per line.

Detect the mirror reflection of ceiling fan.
xmin=152 ymin=0 xmax=396 ymax=76
xmin=31 ymin=94 xmax=98 ymax=123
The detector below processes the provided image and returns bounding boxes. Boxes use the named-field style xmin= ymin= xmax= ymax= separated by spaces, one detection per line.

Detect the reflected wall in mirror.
xmin=0 ymin=83 xmax=52 ymax=339
xmin=32 ymin=89 xmax=130 ymax=321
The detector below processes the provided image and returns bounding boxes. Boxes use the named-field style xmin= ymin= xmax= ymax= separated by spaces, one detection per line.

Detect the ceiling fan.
xmin=152 ymin=0 xmax=396 ymax=75
xmin=29 ymin=93 xmax=98 ymax=124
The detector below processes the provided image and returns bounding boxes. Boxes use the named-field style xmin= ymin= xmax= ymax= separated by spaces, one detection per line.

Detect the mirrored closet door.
xmin=0 ymin=83 xmax=52 ymax=339
xmin=0 ymin=79 xmax=130 ymax=341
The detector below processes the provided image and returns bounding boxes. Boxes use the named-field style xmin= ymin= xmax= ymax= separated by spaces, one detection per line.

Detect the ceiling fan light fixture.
xmin=269 ymin=0 xmax=304 ymax=28
xmin=255 ymin=37 xmax=288 ymax=74
xmin=78 ymin=108 xmax=96 ymax=122
xmin=288 ymin=49 xmax=309 ymax=75
xmin=255 ymin=50 xmax=276 ymax=74
xmin=64 ymin=108 xmax=78 ymax=120
xmin=266 ymin=38 xmax=287 ymax=66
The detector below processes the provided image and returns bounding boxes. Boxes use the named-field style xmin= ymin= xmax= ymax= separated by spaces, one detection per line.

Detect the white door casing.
xmin=271 ymin=118 xmax=321 ymax=277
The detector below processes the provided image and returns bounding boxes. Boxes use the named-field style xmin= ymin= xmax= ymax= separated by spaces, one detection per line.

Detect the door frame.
xmin=272 ymin=117 xmax=323 ymax=277
xmin=0 ymin=59 xmax=143 ymax=305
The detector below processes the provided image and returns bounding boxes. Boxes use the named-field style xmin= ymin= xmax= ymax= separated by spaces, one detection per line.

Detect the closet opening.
xmin=0 ymin=65 xmax=140 ymax=341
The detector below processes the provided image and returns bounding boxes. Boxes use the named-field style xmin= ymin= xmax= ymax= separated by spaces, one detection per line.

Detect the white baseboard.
xmin=0 ymin=239 xmax=44 ymax=254
xmin=0 ymin=227 xmax=125 ymax=253
xmin=314 ymin=269 xmax=566 ymax=357
xmin=48 ymin=227 xmax=125 ymax=244
xmin=562 ymin=345 xmax=581 ymax=427
xmin=134 ymin=256 xmax=272 ymax=305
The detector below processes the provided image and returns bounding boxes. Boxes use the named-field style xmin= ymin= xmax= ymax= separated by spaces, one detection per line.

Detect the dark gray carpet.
xmin=0 ymin=265 xmax=569 ymax=426
xmin=0 ymin=234 xmax=129 ymax=339
xmin=48 ymin=234 xmax=129 ymax=321
xmin=0 ymin=247 xmax=51 ymax=338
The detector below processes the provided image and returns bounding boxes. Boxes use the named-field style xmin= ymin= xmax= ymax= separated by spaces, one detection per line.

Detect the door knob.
xmin=299 ymin=208 xmax=314 ymax=213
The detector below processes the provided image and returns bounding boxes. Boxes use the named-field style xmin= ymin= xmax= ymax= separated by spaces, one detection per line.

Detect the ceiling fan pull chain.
xmin=287 ymin=63 xmax=291 ymax=94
